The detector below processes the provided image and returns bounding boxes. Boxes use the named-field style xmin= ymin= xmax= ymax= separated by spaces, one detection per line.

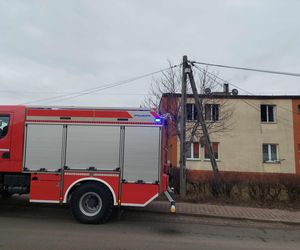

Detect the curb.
xmin=128 ymin=207 xmax=300 ymax=226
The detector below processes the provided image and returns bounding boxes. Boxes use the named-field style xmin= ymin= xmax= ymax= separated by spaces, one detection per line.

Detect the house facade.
xmin=160 ymin=93 xmax=300 ymax=176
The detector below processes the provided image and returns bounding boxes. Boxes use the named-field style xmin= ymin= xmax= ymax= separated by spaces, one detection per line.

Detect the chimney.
xmin=223 ymin=83 xmax=229 ymax=94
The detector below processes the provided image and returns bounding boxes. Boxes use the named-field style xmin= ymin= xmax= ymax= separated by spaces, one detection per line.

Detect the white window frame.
xmin=186 ymin=103 xmax=196 ymax=121
xmin=186 ymin=142 xmax=200 ymax=160
xmin=204 ymin=142 xmax=219 ymax=160
xmin=204 ymin=104 xmax=219 ymax=122
xmin=263 ymin=144 xmax=279 ymax=163
xmin=261 ymin=105 xmax=277 ymax=123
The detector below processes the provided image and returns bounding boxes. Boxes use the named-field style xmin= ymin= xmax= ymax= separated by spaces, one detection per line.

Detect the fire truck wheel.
xmin=70 ymin=182 xmax=114 ymax=224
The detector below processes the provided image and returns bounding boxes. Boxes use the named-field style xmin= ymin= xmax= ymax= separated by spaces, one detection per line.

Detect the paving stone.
xmin=132 ymin=201 xmax=300 ymax=224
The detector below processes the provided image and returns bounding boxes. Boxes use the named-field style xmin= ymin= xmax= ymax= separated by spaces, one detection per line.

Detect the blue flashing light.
xmin=155 ymin=118 xmax=162 ymax=123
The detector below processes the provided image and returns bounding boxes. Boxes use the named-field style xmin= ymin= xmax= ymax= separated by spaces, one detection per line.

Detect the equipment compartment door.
xmin=65 ymin=125 xmax=120 ymax=171
xmin=24 ymin=124 xmax=64 ymax=171
xmin=123 ymin=127 xmax=160 ymax=183
xmin=29 ymin=173 xmax=61 ymax=202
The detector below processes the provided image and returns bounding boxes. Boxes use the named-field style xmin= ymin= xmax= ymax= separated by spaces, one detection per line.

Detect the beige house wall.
xmin=177 ymin=98 xmax=296 ymax=174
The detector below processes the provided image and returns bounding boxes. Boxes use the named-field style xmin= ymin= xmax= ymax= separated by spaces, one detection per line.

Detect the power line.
xmin=195 ymin=66 xmax=294 ymax=126
xmin=192 ymin=61 xmax=300 ymax=77
xmin=193 ymin=64 xmax=252 ymax=94
xmin=45 ymin=80 xmax=140 ymax=104
xmin=193 ymin=65 xmax=294 ymax=127
xmin=22 ymin=67 xmax=175 ymax=104
xmin=22 ymin=64 xmax=180 ymax=104
xmin=193 ymin=64 xmax=298 ymax=114
xmin=0 ymin=90 xmax=154 ymax=96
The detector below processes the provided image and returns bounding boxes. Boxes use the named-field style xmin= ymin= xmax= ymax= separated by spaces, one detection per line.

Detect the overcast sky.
xmin=0 ymin=0 xmax=299 ymax=107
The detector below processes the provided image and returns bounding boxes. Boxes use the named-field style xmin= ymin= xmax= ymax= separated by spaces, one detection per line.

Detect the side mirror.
xmin=0 ymin=121 xmax=2 ymax=127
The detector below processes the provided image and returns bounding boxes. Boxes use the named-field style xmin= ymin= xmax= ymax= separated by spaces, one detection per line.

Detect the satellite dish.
xmin=232 ymin=89 xmax=239 ymax=96
xmin=204 ymin=88 xmax=211 ymax=95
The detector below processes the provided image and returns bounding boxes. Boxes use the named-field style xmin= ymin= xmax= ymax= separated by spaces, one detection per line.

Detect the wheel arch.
xmin=63 ymin=177 xmax=117 ymax=205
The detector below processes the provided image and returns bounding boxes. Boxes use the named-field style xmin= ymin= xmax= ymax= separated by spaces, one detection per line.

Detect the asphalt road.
xmin=0 ymin=196 xmax=299 ymax=250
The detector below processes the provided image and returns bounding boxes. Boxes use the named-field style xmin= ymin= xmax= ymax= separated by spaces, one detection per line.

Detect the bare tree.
xmin=144 ymin=63 xmax=234 ymax=146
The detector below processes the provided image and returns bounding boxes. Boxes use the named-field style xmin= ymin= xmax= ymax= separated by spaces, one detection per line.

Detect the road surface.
xmin=0 ymin=196 xmax=299 ymax=250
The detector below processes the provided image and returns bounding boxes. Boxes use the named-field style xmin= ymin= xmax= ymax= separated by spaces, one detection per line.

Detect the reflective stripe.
xmin=30 ymin=200 xmax=60 ymax=203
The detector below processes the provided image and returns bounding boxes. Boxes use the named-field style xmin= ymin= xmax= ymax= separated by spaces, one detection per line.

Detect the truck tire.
xmin=70 ymin=182 xmax=114 ymax=224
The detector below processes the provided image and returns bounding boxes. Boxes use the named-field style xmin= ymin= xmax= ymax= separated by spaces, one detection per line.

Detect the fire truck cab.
xmin=0 ymin=105 xmax=175 ymax=224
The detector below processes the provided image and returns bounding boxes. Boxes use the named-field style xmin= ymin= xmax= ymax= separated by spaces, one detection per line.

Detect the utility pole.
xmin=179 ymin=55 xmax=220 ymax=197
xmin=187 ymin=65 xmax=221 ymax=186
xmin=179 ymin=55 xmax=188 ymax=197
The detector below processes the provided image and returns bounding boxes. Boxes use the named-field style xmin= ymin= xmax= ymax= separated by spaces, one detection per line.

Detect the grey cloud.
xmin=0 ymin=0 xmax=299 ymax=107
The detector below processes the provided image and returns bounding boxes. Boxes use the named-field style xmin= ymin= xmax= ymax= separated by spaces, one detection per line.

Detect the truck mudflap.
xmin=164 ymin=186 xmax=176 ymax=213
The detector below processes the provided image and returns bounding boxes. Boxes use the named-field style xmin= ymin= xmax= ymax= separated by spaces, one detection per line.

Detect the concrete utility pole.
xmin=187 ymin=68 xmax=220 ymax=180
xmin=179 ymin=56 xmax=220 ymax=197
xmin=179 ymin=55 xmax=189 ymax=197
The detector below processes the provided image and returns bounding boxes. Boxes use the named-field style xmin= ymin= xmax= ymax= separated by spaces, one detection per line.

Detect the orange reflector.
xmin=170 ymin=205 xmax=176 ymax=213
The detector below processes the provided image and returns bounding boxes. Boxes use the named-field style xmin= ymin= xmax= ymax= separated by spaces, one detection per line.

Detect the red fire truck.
xmin=0 ymin=105 xmax=175 ymax=224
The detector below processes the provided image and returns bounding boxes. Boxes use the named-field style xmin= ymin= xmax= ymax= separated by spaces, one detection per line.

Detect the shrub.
xmin=169 ymin=168 xmax=300 ymax=207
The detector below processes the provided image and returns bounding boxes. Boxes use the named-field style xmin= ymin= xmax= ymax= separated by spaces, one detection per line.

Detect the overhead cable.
xmin=22 ymin=64 xmax=180 ymax=104
xmin=193 ymin=65 xmax=294 ymax=127
xmin=192 ymin=61 xmax=300 ymax=77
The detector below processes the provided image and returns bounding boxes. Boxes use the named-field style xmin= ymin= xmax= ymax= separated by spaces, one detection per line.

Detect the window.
xmin=298 ymin=143 xmax=300 ymax=152
xmin=205 ymin=104 xmax=219 ymax=121
xmin=0 ymin=115 xmax=10 ymax=139
xmin=263 ymin=144 xmax=278 ymax=163
xmin=261 ymin=105 xmax=276 ymax=122
xmin=186 ymin=142 xmax=200 ymax=160
xmin=204 ymin=142 xmax=219 ymax=160
xmin=298 ymin=105 xmax=300 ymax=113
xmin=186 ymin=103 xmax=197 ymax=121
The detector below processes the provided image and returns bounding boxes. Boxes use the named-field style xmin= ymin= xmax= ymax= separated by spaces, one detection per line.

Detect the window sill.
xmin=187 ymin=158 xmax=201 ymax=161
xmin=263 ymin=161 xmax=280 ymax=164
xmin=205 ymin=120 xmax=220 ymax=123
xmin=261 ymin=122 xmax=277 ymax=124
xmin=204 ymin=159 xmax=220 ymax=162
